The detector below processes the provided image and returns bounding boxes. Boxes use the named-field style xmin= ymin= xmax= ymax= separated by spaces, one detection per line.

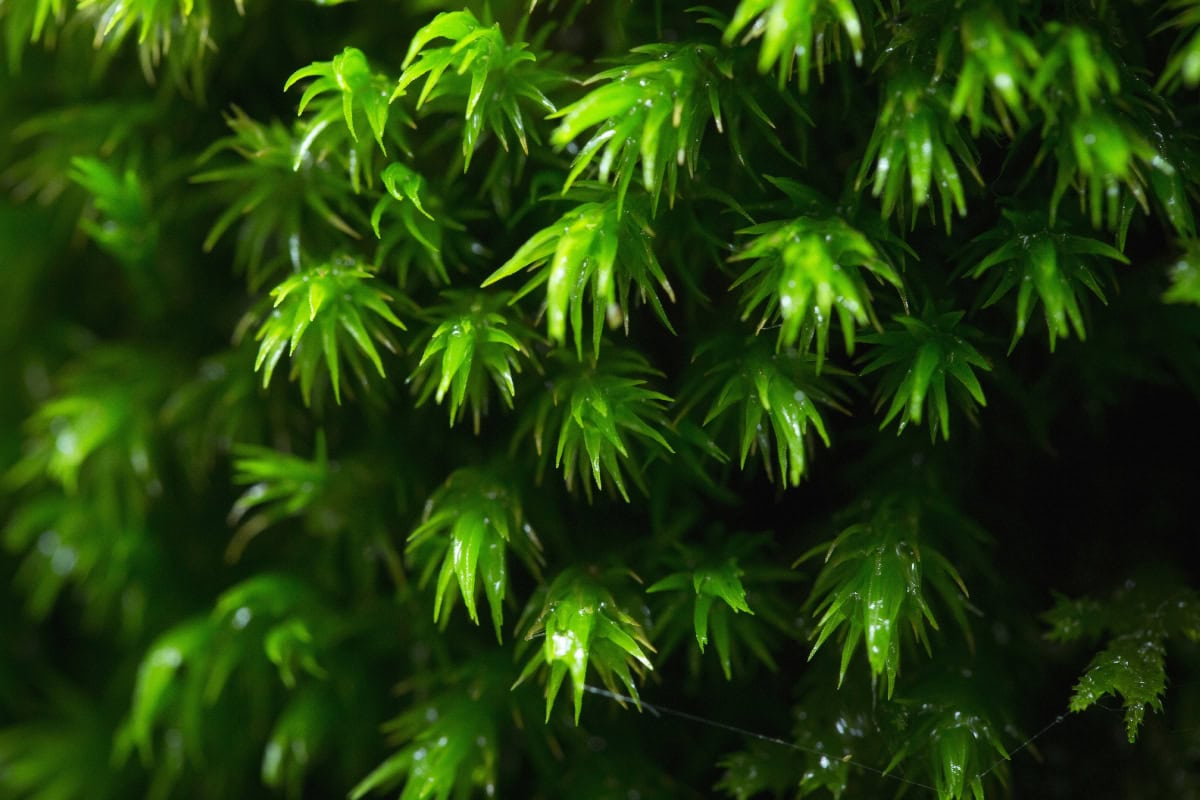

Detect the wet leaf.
xmin=407 ymin=467 xmax=541 ymax=640
xmin=253 ymin=258 xmax=406 ymax=405
xmin=724 ymin=0 xmax=865 ymax=91
xmin=515 ymin=567 xmax=654 ymax=723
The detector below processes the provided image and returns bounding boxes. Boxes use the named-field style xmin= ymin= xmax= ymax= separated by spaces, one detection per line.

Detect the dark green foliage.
xmin=2 ymin=0 xmax=1199 ymax=799
xmin=967 ymin=211 xmax=1127 ymax=350
xmin=859 ymin=310 xmax=990 ymax=440
xmin=1046 ymin=573 xmax=1200 ymax=743
xmin=520 ymin=348 xmax=674 ymax=500
xmin=801 ymin=491 xmax=977 ymax=697
xmin=685 ymin=335 xmax=845 ymax=486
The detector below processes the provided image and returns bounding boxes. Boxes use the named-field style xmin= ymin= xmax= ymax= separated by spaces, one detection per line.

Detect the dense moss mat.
xmin=1 ymin=1 xmax=1199 ymax=798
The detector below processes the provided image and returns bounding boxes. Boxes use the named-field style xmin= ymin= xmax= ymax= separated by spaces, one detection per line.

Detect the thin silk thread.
xmin=583 ymin=684 xmax=1072 ymax=795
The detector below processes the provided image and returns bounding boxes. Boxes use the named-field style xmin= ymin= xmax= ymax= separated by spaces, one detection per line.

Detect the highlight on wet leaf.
xmin=855 ymin=69 xmax=981 ymax=229
xmin=514 ymin=567 xmax=655 ymax=723
xmin=684 ymin=335 xmax=846 ymax=487
xmin=285 ymin=47 xmax=398 ymax=155
xmin=393 ymin=9 xmax=556 ymax=168
xmin=967 ymin=210 xmax=1127 ymax=351
xmin=520 ymin=349 xmax=674 ymax=501
xmin=883 ymin=692 xmax=1012 ymax=800
xmin=940 ymin=5 xmax=1039 ymax=136
xmin=1045 ymin=573 xmax=1200 ymax=743
xmin=406 ymin=467 xmax=541 ymax=640
xmin=859 ymin=309 xmax=990 ymax=441
xmin=800 ymin=493 xmax=976 ymax=697
xmin=409 ymin=291 xmax=531 ymax=431
xmin=252 ymin=258 xmax=406 ymax=405
xmin=730 ymin=212 xmax=902 ymax=368
xmin=482 ymin=190 xmax=674 ymax=357
xmin=723 ymin=0 xmax=866 ymax=91
xmin=549 ymin=43 xmax=732 ymax=211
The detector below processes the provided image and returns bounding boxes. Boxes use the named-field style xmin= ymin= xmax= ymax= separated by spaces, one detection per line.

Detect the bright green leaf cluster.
xmin=228 ymin=433 xmax=330 ymax=558
xmin=731 ymin=212 xmax=902 ymax=366
xmin=856 ymin=69 xmax=981 ymax=229
xmin=648 ymin=555 xmax=757 ymax=679
xmin=941 ymin=5 xmax=1038 ymax=136
xmin=253 ymin=258 xmax=406 ymax=405
xmin=484 ymin=191 xmax=674 ymax=357
xmin=515 ymin=567 xmax=654 ymax=723
xmin=7 ymin=359 xmax=160 ymax=496
xmin=1 ymin=0 xmax=66 ymax=71
xmin=646 ymin=532 xmax=796 ymax=680
xmin=75 ymin=0 xmax=230 ymax=92
xmin=1046 ymin=111 xmax=1177 ymax=231
xmin=407 ymin=467 xmax=541 ymax=639
xmin=5 ymin=1 xmax=1200 ymax=798
xmin=1159 ymin=0 xmax=1200 ymax=90
xmin=395 ymin=10 xmax=556 ymax=168
xmin=286 ymin=47 xmax=399 ymax=155
xmin=351 ymin=679 xmax=501 ymax=800
xmin=369 ymin=161 xmax=456 ymax=286
xmin=1026 ymin=25 xmax=1191 ymax=233
xmin=724 ymin=0 xmax=865 ymax=91
xmin=194 ymin=109 xmax=367 ymax=288
xmin=1164 ymin=240 xmax=1200 ymax=305
xmin=117 ymin=574 xmax=336 ymax=782
xmin=550 ymin=43 xmax=731 ymax=210
xmin=1031 ymin=24 xmax=1120 ymax=119
xmin=68 ymin=156 xmax=156 ymax=268
xmin=860 ymin=309 xmax=990 ymax=440
xmin=2 ymin=347 xmax=172 ymax=629
xmin=409 ymin=291 xmax=530 ymax=430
